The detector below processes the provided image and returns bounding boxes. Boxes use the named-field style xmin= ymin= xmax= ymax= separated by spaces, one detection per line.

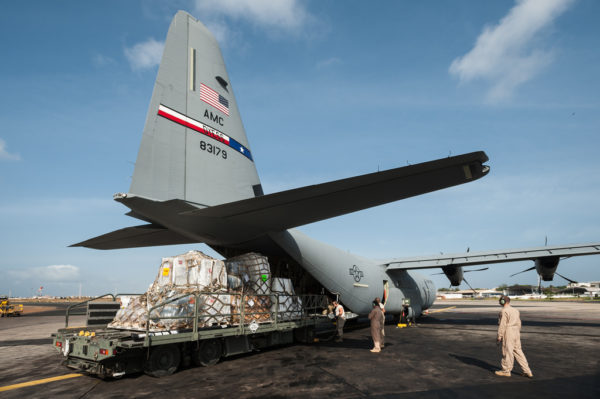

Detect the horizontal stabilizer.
xmin=182 ymin=151 xmax=489 ymax=234
xmin=77 ymin=151 xmax=490 ymax=249
xmin=384 ymin=243 xmax=600 ymax=270
xmin=70 ymin=224 xmax=197 ymax=250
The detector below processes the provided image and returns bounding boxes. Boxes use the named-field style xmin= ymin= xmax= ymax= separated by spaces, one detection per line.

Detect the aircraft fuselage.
xmin=270 ymin=229 xmax=436 ymax=316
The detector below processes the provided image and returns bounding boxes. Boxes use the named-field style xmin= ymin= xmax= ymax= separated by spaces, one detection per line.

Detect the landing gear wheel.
xmin=193 ymin=339 xmax=222 ymax=367
xmin=144 ymin=345 xmax=181 ymax=377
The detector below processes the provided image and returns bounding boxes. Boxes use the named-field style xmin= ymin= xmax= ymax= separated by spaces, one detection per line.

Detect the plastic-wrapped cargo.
xmin=271 ymin=278 xmax=294 ymax=294
xmin=109 ymin=251 xmax=282 ymax=331
xmin=151 ymin=251 xmax=227 ymax=292
xmin=225 ymin=253 xmax=271 ymax=295
xmin=148 ymin=291 xmax=196 ymax=330
xmin=270 ymin=278 xmax=303 ymax=321
xmin=197 ymin=294 xmax=231 ymax=327
xmin=109 ymin=251 xmax=228 ymax=331
xmin=109 ymin=295 xmax=150 ymax=330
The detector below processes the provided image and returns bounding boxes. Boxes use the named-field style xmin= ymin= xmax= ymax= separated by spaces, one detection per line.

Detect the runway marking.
xmin=426 ymin=306 xmax=457 ymax=314
xmin=0 ymin=373 xmax=83 ymax=392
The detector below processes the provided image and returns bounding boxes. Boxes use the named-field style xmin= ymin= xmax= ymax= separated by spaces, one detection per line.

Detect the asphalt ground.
xmin=0 ymin=299 xmax=598 ymax=398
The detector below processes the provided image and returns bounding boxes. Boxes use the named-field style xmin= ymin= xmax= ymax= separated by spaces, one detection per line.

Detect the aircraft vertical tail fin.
xmin=130 ymin=11 xmax=262 ymax=208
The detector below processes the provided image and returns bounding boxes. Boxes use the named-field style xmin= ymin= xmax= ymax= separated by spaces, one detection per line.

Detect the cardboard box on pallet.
xmin=231 ymin=294 xmax=273 ymax=324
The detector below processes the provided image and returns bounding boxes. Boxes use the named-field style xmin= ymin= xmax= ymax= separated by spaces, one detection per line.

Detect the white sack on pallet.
xmin=271 ymin=294 xmax=303 ymax=321
xmin=271 ymin=278 xmax=295 ymax=295
xmin=270 ymin=278 xmax=301 ymax=320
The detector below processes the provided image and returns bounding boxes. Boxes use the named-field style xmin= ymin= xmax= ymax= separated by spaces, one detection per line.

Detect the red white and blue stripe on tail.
xmin=157 ymin=104 xmax=253 ymax=161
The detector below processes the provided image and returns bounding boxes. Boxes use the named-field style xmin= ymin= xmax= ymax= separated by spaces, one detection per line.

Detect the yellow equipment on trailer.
xmin=0 ymin=296 xmax=23 ymax=317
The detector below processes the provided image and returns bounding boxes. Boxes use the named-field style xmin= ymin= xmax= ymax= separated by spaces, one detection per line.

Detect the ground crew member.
xmin=332 ymin=300 xmax=345 ymax=342
xmin=375 ymin=297 xmax=385 ymax=348
xmin=368 ymin=300 xmax=383 ymax=352
xmin=495 ymin=295 xmax=533 ymax=378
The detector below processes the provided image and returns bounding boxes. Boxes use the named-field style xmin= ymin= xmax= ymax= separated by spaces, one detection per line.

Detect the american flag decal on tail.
xmin=200 ymin=83 xmax=229 ymax=116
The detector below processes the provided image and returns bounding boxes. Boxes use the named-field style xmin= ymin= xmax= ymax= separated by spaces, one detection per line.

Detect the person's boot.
xmin=494 ymin=370 xmax=511 ymax=377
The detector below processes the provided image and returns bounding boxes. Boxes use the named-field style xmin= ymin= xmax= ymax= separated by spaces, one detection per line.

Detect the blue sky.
xmin=1 ymin=0 xmax=599 ymax=297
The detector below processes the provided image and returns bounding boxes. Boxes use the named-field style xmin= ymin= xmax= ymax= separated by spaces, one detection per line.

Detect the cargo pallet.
xmin=52 ymin=292 xmax=329 ymax=378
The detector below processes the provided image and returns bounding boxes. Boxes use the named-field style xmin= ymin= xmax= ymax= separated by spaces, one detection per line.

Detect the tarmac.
xmin=0 ymin=299 xmax=598 ymax=398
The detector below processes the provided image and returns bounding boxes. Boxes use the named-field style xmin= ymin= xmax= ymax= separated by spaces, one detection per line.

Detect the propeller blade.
xmin=463 ymin=277 xmax=478 ymax=295
xmin=510 ymin=266 xmax=536 ymax=278
xmin=431 ymin=272 xmax=445 ymax=275
xmin=464 ymin=267 xmax=489 ymax=273
xmin=555 ymin=272 xmax=578 ymax=284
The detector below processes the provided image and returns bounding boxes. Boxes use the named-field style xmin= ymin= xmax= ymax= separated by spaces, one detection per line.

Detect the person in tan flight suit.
xmin=375 ymin=297 xmax=385 ymax=348
xmin=495 ymin=295 xmax=533 ymax=378
xmin=368 ymin=300 xmax=384 ymax=352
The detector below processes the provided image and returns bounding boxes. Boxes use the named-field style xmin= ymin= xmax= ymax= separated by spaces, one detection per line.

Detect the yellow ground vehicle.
xmin=0 ymin=296 xmax=23 ymax=317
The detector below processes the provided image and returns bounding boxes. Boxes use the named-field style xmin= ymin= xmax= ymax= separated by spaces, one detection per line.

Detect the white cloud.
xmin=204 ymin=21 xmax=231 ymax=44
xmin=124 ymin=38 xmax=164 ymax=70
xmin=194 ymin=0 xmax=310 ymax=32
xmin=0 ymin=138 xmax=21 ymax=161
xmin=9 ymin=265 xmax=80 ymax=283
xmin=449 ymin=0 xmax=575 ymax=102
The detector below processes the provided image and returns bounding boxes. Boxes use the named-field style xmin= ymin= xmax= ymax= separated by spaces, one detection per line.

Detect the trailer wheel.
xmin=144 ymin=344 xmax=181 ymax=377
xmin=193 ymin=339 xmax=222 ymax=367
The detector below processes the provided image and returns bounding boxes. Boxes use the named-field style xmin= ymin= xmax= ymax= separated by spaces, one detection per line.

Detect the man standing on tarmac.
xmin=495 ymin=295 xmax=533 ymax=378
xmin=375 ymin=297 xmax=385 ymax=348
xmin=332 ymin=300 xmax=345 ymax=342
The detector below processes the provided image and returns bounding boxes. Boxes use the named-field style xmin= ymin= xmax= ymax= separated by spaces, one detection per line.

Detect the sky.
xmin=1 ymin=0 xmax=599 ymax=297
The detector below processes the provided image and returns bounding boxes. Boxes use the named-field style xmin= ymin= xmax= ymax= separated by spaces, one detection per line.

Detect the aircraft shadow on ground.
xmin=0 ymin=338 xmax=53 ymax=347
xmin=314 ymin=336 xmax=375 ymax=350
xmin=375 ymin=373 xmax=600 ymax=398
xmin=421 ymin=316 xmax=600 ymax=329
xmin=448 ymin=353 xmax=497 ymax=372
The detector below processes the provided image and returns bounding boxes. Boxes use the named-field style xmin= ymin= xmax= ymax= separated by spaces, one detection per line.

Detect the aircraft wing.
xmin=183 ymin=151 xmax=489 ymax=232
xmin=383 ymin=243 xmax=600 ymax=270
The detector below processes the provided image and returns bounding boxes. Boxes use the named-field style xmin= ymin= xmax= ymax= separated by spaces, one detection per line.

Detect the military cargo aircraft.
xmin=73 ymin=11 xmax=600 ymax=318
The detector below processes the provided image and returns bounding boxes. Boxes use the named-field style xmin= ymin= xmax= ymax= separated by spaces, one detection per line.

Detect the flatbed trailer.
xmin=52 ymin=292 xmax=330 ymax=378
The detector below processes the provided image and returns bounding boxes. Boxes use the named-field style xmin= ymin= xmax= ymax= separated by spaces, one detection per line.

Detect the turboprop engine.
xmin=434 ymin=265 xmax=488 ymax=290
xmin=441 ymin=265 xmax=463 ymax=287
xmin=535 ymin=256 xmax=560 ymax=281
